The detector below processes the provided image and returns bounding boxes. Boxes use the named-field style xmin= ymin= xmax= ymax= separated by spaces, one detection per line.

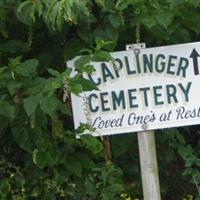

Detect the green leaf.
xmin=45 ymin=1 xmax=62 ymax=30
xmin=95 ymin=37 xmax=105 ymax=46
xmin=43 ymin=78 xmax=62 ymax=93
xmin=108 ymin=14 xmax=124 ymax=29
xmin=175 ymin=132 xmax=186 ymax=145
xmin=0 ymin=40 xmax=30 ymax=54
xmin=94 ymin=0 xmax=106 ymax=9
xmin=0 ymin=101 xmax=15 ymax=119
xmin=8 ymin=56 xmax=22 ymax=69
xmin=56 ymin=4 xmax=65 ymax=32
xmin=70 ymin=73 xmax=97 ymax=94
xmin=156 ymin=9 xmax=174 ymax=28
xmin=17 ymin=1 xmax=36 ymax=25
xmin=82 ymin=65 xmax=95 ymax=75
xmin=7 ymin=80 xmax=22 ymax=95
xmin=185 ymin=158 xmax=194 ymax=168
xmin=52 ymin=119 xmax=64 ymax=138
xmin=24 ymin=94 xmax=41 ymax=116
xmin=81 ymin=78 xmax=99 ymax=91
xmin=142 ymin=15 xmax=157 ymax=29
xmin=33 ymin=149 xmax=56 ymax=169
xmin=26 ymin=77 xmax=46 ymax=95
xmin=92 ymin=51 xmax=112 ymax=62
xmin=47 ymin=68 xmax=61 ymax=77
xmin=40 ymin=95 xmax=60 ymax=116
xmin=95 ymin=37 xmax=113 ymax=51
xmin=12 ymin=125 xmax=33 ymax=152
xmin=16 ymin=59 xmax=38 ymax=77
xmin=35 ymin=0 xmax=43 ymax=17
xmin=81 ymin=135 xmax=103 ymax=155
xmin=94 ymin=0 xmax=115 ymax=12
xmin=69 ymin=82 xmax=83 ymax=95
xmin=0 ymin=66 xmax=7 ymax=74
xmin=74 ymin=55 xmax=91 ymax=69
xmin=62 ymin=68 xmax=72 ymax=77
xmin=65 ymin=158 xmax=82 ymax=177
xmin=75 ymin=152 xmax=95 ymax=169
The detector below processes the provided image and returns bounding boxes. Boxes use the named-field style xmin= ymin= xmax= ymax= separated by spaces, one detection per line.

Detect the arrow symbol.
xmin=190 ymin=48 xmax=200 ymax=75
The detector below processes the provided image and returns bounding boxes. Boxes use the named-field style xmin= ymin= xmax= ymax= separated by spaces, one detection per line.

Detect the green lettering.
xmin=153 ymin=86 xmax=164 ymax=105
xmin=101 ymin=63 xmax=115 ymax=83
xmin=128 ymin=89 xmax=138 ymax=108
xmin=176 ymin=57 xmax=189 ymax=78
xmin=143 ymin=54 xmax=153 ymax=73
xmin=135 ymin=54 xmax=141 ymax=73
xmin=111 ymin=90 xmax=126 ymax=110
xmin=100 ymin=92 xmax=110 ymax=112
xmin=178 ymin=82 xmax=192 ymax=102
xmin=124 ymin=56 xmax=136 ymax=75
xmin=88 ymin=93 xmax=99 ymax=112
xmin=166 ymin=84 xmax=178 ymax=104
xmin=155 ymin=54 xmax=166 ymax=73
xmin=139 ymin=87 xmax=150 ymax=107
xmin=88 ymin=74 xmax=101 ymax=86
xmin=113 ymin=58 xmax=123 ymax=78
xmin=167 ymin=55 xmax=177 ymax=75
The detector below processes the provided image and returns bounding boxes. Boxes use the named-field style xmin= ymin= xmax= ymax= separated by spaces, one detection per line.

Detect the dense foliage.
xmin=1 ymin=0 xmax=200 ymax=199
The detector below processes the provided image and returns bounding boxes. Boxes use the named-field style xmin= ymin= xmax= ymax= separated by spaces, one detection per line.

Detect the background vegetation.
xmin=1 ymin=0 xmax=200 ymax=199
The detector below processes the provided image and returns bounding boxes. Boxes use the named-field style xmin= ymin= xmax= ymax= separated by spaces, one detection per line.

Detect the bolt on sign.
xmin=68 ymin=42 xmax=200 ymax=137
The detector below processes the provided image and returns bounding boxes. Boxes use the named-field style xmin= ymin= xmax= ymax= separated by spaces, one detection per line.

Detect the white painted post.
xmin=126 ymin=44 xmax=161 ymax=200
xmin=137 ymin=131 xmax=161 ymax=200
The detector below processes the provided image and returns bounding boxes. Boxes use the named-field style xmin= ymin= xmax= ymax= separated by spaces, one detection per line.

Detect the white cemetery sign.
xmin=69 ymin=42 xmax=200 ymax=137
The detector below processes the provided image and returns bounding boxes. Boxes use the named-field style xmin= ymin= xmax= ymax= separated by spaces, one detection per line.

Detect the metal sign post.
xmin=126 ymin=43 xmax=161 ymax=200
